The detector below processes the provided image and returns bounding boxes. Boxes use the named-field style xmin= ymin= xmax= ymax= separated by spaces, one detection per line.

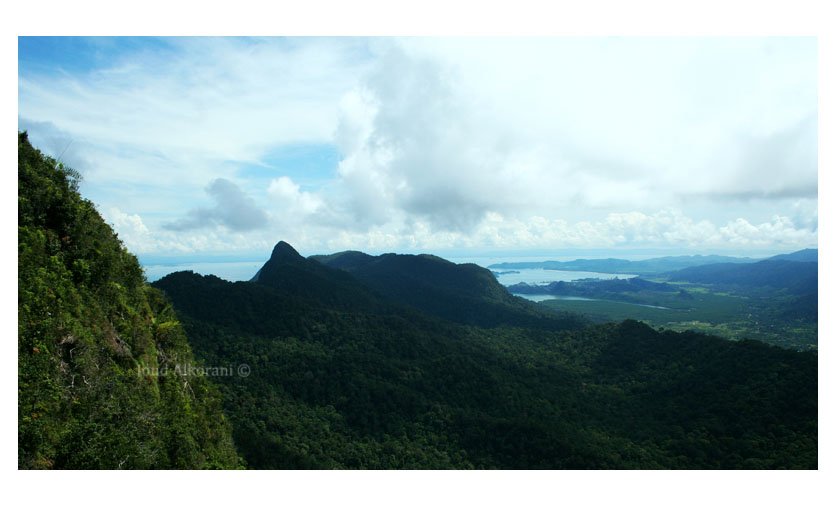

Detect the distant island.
xmin=508 ymin=252 xmax=817 ymax=351
xmin=487 ymin=253 xmax=812 ymax=275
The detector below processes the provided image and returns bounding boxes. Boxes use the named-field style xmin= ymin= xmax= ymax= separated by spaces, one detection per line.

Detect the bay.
xmin=491 ymin=268 xmax=636 ymax=287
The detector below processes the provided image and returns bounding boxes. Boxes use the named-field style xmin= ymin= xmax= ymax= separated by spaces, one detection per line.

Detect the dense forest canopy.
xmin=18 ymin=132 xmax=240 ymax=469
xmin=153 ymin=244 xmax=818 ymax=469
xmin=19 ymin=132 xmax=817 ymax=469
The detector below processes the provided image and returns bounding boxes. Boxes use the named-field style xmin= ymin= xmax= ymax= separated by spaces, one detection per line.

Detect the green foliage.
xmin=668 ymin=259 xmax=817 ymax=295
xmin=18 ymin=128 xmax=816 ymax=470
xmin=539 ymin=282 xmax=817 ymax=350
xmin=313 ymin=249 xmax=586 ymax=329
xmin=155 ymin=265 xmax=817 ymax=469
xmin=18 ymin=132 xmax=241 ymax=469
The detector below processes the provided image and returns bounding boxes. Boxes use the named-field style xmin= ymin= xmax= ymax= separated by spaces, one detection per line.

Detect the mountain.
xmin=153 ymin=240 xmax=817 ymax=469
xmin=18 ymin=133 xmax=240 ymax=469
xmin=19 ymin=133 xmax=818 ymax=470
xmin=667 ymin=259 xmax=818 ymax=295
xmin=250 ymin=241 xmax=382 ymax=312
xmin=767 ymin=248 xmax=818 ymax=263
xmin=311 ymin=250 xmax=580 ymax=329
xmin=489 ymin=254 xmax=755 ymax=275
xmin=507 ymin=277 xmax=678 ymax=296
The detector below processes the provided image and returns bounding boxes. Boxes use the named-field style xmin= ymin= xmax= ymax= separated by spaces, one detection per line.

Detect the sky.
xmin=18 ymin=36 xmax=818 ymax=260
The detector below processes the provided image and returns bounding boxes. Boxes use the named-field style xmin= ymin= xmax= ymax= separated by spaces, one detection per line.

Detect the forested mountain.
xmin=251 ymin=241 xmax=383 ymax=312
xmin=488 ymin=254 xmax=755 ymax=274
xmin=516 ymin=252 xmax=818 ymax=350
xmin=767 ymin=248 xmax=818 ymax=263
xmin=18 ymin=131 xmax=818 ymax=470
xmin=667 ymin=259 xmax=817 ymax=295
xmin=152 ymin=241 xmax=818 ymax=469
xmin=312 ymin=250 xmax=582 ymax=329
xmin=18 ymin=133 xmax=241 ymax=469
xmin=507 ymin=277 xmax=678 ymax=296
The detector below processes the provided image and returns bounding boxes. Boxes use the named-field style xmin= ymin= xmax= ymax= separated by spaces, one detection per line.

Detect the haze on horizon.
xmin=18 ymin=37 xmax=818 ymax=262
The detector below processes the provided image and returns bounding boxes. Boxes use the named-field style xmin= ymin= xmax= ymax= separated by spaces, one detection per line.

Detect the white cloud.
xmin=104 ymin=205 xmax=279 ymax=256
xmin=267 ymin=176 xmax=323 ymax=215
xmin=20 ymin=37 xmax=818 ymax=257
xmin=164 ymin=178 xmax=269 ymax=232
xmin=19 ymin=38 xmax=373 ymax=190
xmin=718 ymin=216 xmax=816 ymax=247
xmin=104 ymin=207 xmax=153 ymax=252
xmin=277 ymin=209 xmax=817 ymax=253
xmin=319 ymin=37 xmax=817 ymax=247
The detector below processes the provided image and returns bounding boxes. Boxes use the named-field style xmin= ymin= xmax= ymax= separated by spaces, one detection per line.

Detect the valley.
xmin=18 ymin=132 xmax=819 ymax=470
xmin=502 ymin=258 xmax=818 ymax=351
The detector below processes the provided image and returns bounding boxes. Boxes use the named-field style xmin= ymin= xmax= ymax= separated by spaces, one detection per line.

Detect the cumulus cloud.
xmin=19 ymin=37 xmax=818 ymax=256
xmin=164 ymin=178 xmax=269 ymax=232
xmin=492 ymin=211 xmax=804 ymax=249
xmin=103 ymin=202 xmax=817 ymax=257
xmin=103 ymin=207 xmax=153 ymax=251
xmin=19 ymin=37 xmax=373 ymax=193
xmin=267 ymin=176 xmax=323 ymax=215
xmin=334 ymin=45 xmax=554 ymax=231
xmin=328 ymin=38 xmax=817 ymax=235
xmin=104 ymin=205 xmax=281 ymax=257
xmin=308 ymin=209 xmax=816 ymax=254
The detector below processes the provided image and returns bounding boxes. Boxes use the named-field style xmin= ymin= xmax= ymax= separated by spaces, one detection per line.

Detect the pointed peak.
xmin=269 ymin=241 xmax=303 ymax=262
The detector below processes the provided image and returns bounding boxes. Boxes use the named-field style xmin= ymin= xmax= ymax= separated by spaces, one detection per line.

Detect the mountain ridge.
xmin=667 ymin=258 xmax=817 ymax=295
xmin=488 ymin=254 xmax=757 ymax=275
xmin=766 ymin=248 xmax=818 ymax=263
xmin=249 ymin=241 xmax=383 ymax=312
xmin=488 ymin=249 xmax=818 ymax=275
xmin=18 ymin=132 xmax=241 ymax=469
xmin=312 ymin=248 xmax=583 ymax=329
xmin=153 ymin=241 xmax=818 ymax=469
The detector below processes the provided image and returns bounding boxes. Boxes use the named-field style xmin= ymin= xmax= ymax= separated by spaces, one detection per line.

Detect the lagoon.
xmin=492 ymin=268 xmax=636 ymax=287
xmin=514 ymin=293 xmax=671 ymax=310
xmin=516 ymin=294 xmax=597 ymax=303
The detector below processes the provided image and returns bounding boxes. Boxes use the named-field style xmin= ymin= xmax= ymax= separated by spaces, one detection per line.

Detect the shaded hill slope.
xmin=155 ymin=247 xmax=817 ymax=469
xmin=767 ymin=248 xmax=818 ymax=262
xmin=251 ymin=241 xmax=382 ymax=313
xmin=312 ymin=250 xmax=578 ymax=329
xmin=18 ymin=132 xmax=240 ymax=469
xmin=154 ymin=267 xmax=820 ymax=469
xmin=668 ymin=259 xmax=817 ymax=295
xmin=488 ymin=254 xmax=755 ymax=274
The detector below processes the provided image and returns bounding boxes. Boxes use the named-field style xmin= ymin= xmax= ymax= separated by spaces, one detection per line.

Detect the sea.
xmin=143 ymin=261 xmax=264 ymax=282
xmin=441 ymin=254 xmax=638 ymax=303
xmin=141 ymin=254 xmax=635 ymax=305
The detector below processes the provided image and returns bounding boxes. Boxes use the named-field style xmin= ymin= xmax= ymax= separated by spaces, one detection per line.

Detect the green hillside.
xmin=18 ymin=133 xmax=241 ymax=469
xmin=668 ymin=259 xmax=817 ymax=295
xmin=153 ymin=243 xmax=817 ymax=469
xmin=313 ymin=250 xmax=583 ymax=329
xmin=18 ymin=130 xmax=817 ymax=470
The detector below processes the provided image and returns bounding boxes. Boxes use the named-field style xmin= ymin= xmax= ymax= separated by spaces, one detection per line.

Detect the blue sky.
xmin=18 ymin=37 xmax=818 ymax=261
xmin=235 ymin=143 xmax=340 ymax=190
xmin=20 ymin=37 xmax=176 ymax=75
